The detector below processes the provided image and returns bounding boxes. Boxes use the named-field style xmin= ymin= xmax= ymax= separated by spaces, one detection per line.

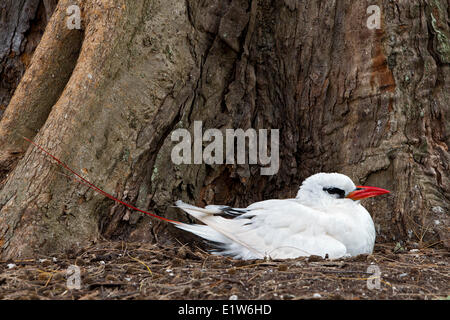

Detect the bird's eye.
xmin=323 ymin=187 xmax=345 ymax=199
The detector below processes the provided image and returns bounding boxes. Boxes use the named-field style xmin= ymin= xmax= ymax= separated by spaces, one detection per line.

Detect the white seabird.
xmin=20 ymin=138 xmax=392 ymax=260
xmin=175 ymin=172 xmax=390 ymax=260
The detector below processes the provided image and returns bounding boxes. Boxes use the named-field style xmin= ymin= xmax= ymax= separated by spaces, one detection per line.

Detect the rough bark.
xmin=0 ymin=0 xmax=448 ymax=259
xmin=0 ymin=0 xmax=58 ymax=118
xmin=0 ymin=0 xmax=80 ymax=185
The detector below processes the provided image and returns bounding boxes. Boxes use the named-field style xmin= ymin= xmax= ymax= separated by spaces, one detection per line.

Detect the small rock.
xmin=313 ymin=293 xmax=322 ymax=298
xmin=229 ymin=295 xmax=238 ymax=300
xmin=432 ymin=206 xmax=444 ymax=214
xmin=7 ymin=263 xmax=16 ymax=269
xmin=278 ymin=264 xmax=288 ymax=272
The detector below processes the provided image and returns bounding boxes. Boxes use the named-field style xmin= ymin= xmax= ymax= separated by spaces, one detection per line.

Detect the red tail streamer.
xmin=23 ymin=136 xmax=181 ymax=224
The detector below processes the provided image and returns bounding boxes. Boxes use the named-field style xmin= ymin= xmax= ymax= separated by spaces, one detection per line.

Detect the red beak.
xmin=346 ymin=186 xmax=390 ymax=200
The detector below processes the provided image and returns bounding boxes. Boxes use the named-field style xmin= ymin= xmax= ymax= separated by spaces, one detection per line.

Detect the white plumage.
xmin=175 ymin=173 xmax=389 ymax=260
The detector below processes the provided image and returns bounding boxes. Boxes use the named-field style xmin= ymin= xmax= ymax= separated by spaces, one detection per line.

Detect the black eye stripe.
xmin=323 ymin=187 xmax=345 ymax=198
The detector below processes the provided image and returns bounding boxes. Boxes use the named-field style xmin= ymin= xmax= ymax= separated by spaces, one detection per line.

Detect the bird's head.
xmin=296 ymin=172 xmax=390 ymax=205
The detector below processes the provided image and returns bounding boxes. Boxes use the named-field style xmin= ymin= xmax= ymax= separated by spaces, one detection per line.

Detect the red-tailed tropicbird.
xmin=23 ymin=139 xmax=389 ymax=260
xmin=175 ymin=173 xmax=390 ymax=260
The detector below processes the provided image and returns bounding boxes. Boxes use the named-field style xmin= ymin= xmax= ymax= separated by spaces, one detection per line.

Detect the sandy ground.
xmin=0 ymin=240 xmax=448 ymax=300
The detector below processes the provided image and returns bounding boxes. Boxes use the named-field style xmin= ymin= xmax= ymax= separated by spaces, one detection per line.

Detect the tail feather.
xmin=175 ymin=223 xmax=227 ymax=244
xmin=175 ymin=201 xmax=264 ymax=259
xmin=24 ymin=136 xmax=180 ymax=224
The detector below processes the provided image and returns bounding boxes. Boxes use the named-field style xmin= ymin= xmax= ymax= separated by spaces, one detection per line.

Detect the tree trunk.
xmin=0 ymin=0 xmax=448 ymax=259
xmin=0 ymin=0 xmax=65 ymax=180
xmin=0 ymin=0 xmax=58 ymax=118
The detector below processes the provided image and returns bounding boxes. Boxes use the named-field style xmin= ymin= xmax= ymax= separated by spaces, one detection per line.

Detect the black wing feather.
xmin=213 ymin=206 xmax=250 ymax=218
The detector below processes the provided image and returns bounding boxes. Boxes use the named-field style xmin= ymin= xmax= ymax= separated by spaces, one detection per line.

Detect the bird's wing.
xmin=175 ymin=200 xmax=348 ymax=260
xmin=175 ymin=201 xmax=264 ymax=259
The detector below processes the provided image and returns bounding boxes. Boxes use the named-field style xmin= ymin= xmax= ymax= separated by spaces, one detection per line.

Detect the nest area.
xmin=0 ymin=241 xmax=448 ymax=300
